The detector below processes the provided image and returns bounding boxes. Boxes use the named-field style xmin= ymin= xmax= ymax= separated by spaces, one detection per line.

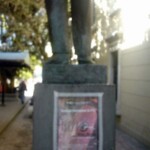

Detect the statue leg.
xmin=45 ymin=0 xmax=71 ymax=64
xmin=71 ymin=0 xmax=93 ymax=64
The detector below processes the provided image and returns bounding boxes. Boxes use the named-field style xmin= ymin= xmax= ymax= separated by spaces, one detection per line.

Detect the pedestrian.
xmin=18 ymin=80 xmax=27 ymax=104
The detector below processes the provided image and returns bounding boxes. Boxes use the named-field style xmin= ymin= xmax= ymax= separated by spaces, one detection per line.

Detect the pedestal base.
xmin=42 ymin=64 xmax=107 ymax=84
xmin=33 ymin=83 xmax=115 ymax=150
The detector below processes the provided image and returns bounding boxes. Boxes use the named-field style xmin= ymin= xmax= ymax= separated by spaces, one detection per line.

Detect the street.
xmin=0 ymin=104 xmax=32 ymax=150
xmin=0 ymin=103 xmax=149 ymax=150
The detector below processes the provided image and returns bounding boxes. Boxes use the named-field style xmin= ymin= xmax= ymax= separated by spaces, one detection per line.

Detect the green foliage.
xmin=16 ymin=67 xmax=32 ymax=80
xmin=0 ymin=0 xmax=48 ymax=62
xmin=0 ymin=0 xmax=116 ymax=65
xmin=91 ymin=2 xmax=110 ymax=62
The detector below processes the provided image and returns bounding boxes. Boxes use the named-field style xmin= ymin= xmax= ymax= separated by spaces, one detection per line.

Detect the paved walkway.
xmin=0 ymin=95 xmax=149 ymax=150
xmin=116 ymin=129 xmax=149 ymax=150
xmin=0 ymin=95 xmax=27 ymax=135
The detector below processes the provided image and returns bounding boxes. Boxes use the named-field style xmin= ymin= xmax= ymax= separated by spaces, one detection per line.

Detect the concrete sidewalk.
xmin=116 ymin=129 xmax=149 ymax=150
xmin=0 ymin=95 xmax=27 ymax=135
xmin=0 ymin=95 xmax=149 ymax=150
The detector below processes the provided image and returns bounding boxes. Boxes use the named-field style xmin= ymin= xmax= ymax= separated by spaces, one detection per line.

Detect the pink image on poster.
xmin=54 ymin=92 xmax=103 ymax=150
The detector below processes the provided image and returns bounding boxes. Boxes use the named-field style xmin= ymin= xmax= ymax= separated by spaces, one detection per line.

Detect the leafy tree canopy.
xmin=0 ymin=0 xmax=48 ymax=67
xmin=0 ymin=0 xmax=116 ymax=65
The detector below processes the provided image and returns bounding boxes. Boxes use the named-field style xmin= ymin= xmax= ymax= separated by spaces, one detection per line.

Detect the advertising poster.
xmin=53 ymin=92 xmax=103 ymax=150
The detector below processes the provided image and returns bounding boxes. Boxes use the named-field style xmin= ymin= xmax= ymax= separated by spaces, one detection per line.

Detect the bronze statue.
xmin=45 ymin=0 xmax=93 ymax=64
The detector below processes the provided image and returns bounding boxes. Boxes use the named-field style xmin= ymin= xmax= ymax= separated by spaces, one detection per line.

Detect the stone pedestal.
xmin=33 ymin=64 xmax=116 ymax=150
xmin=42 ymin=64 xmax=107 ymax=84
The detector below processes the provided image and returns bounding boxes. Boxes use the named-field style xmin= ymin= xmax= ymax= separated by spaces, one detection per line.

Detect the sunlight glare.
xmin=45 ymin=42 xmax=53 ymax=57
xmin=118 ymin=0 xmax=150 ymax=48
